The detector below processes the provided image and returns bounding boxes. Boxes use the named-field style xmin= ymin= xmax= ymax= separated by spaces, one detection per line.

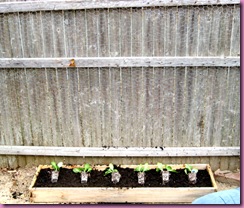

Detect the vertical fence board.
xmin=108 ymin=9 xmax=120 ymax=57
xmin=75 ymin=10 xmax=87 ymax=57
xmin=153 ymin=7 xmax=165 ymax=56
xmin=78 ymin=68 xmax=91 ymax=146
xmin=86 ymin=9 xmax=98 ymax=57
xmin=64 ymin=11 xmax=76 ymax=57
xmin=164 ymin=7 xmax=177 ymax=56
xmin=41 ymin=11 xmax=54 ymax=57
xmin=162 ymin=68 xmax=174 ymax=146
xmin=187 ymin=7 xmax=198 ymax=56
xmin=142 ymin=8 xmax=154 ymax=56
xmin=52 ymin=11 xmax=66 ymax=57
xmin=0 ymin=14 xmax=11 ymax=57
xmin=176 ymin=7 xmax=188 ymax=56
xmin=197 ymin=7 xmax=211 ymax=56
xmin=230 ymin=5 xmax=240 ymax=56
xmin=98 ymin=9 xmax=109 ymax=57
xmin=173 ymin=68 xmax=185 ymax=146
xmin=120 ymin=8 xmax=132 ymax=56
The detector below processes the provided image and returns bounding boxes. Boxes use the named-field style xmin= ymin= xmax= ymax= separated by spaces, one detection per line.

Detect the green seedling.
xmin=104 ymin=163 xmax=119 ymax=176
xmin=156 ymin=163 xmax=177 ymax=173
xmin=184 ymin=164 xmax=198 ymax=174
xmin=51 ymin=161 xmax=63 ymax=171
xmin=73 ymin=163 xmax=92 ymax=173
xmin=134 ymin=163 xmax=150 ymax=172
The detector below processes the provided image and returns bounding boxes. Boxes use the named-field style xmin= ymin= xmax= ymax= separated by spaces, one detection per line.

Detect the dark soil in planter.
xmin=34 ymin=166 xmax=212 ymax=188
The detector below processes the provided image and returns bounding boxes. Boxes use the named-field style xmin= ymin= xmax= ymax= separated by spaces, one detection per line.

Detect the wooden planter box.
xmin=29 ymin=164 xmax=217 ymax=204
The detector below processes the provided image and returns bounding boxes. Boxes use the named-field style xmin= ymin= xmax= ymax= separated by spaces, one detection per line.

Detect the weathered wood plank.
xmin=120 ymin=8 xmax=132 ymax=57
xmin=164 ymin=7 xmax=177 ymax=56
xmin=230 ymin=5 xmax=240 ymax=56
xmin=153 ymin=7 xmax=165 ymax=56
xmin=131 ymin=8 xmax=142 ymax=56
xmin=0 ymin=57 xmax=240 ymax=68
xmin=0 ymin=13 xmax=11 ymax=58
xmin=187 ymin=6 xmax=199 ymax=56
xmin=74 ymin=10 xmax=87 ymax=57
xmin=0 ymin=0 xmax=239 ymax=13
xmin=162 ymin=67 xmax=175 ymax=146
xmin=142 ymin=8 xmax=154 ymax=56
xmin=1 ymin=146 xmax=238 ymax=157
xmin=108 ymin=8 xmax=120 ymax=57
xmin=197 ymin=6 xmax=212 ymax=56
xmin=86 ymin=9 xmax=98 ymax=57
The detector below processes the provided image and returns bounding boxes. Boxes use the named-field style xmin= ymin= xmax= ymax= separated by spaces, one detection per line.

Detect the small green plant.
xmin=104 ymin=163 xmax=119 ymax=176
xmin=134 ymin=163 xmax=150 ymax=172
xmin=73 ymin=163 xmax=92 ymax=173
xmin=156 ymin=163 xmax=177 ymax=173
xmin=184 ymin=164 xmax=198 ymax=174
xmin=51 ymin=161 xmax=63 ymax=171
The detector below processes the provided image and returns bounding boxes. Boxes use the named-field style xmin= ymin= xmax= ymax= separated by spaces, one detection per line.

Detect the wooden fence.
xmin=0 ymin=0 xmax=240 ymax=170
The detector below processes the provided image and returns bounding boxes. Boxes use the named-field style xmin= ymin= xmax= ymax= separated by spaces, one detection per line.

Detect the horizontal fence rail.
xmin=0 ymin=146 xmax=240 ymax=157
xmin=0 ymin=0 xmax=240 ymax=13
xmin=0 ymin=57 xmax=240 ymax=68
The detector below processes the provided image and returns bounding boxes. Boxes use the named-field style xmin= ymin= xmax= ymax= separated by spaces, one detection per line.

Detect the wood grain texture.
xmin=0 ymin=0 xmax=239 ymax=13
xmin=0 ymin=5 xmax=240 ymax=58
xmin=0 ymin=57 xmax=240 ymax=68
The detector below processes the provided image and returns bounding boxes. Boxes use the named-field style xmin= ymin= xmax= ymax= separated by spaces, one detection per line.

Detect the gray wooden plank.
xmin=0 ymin=57 xmax=240 ymax=68
xmin=0 ymin=0 xmax=239 ymax=13
xmin=172 ymin=67 xmax=186 ymax=146
xmin=0 ymin=70 xmax=14 ymax=145
xmin=208 ymin=7 xmax=221 ymax=56
xmin=164 ymin=7 xmax=177 ymax=56
xmin=175 ymin=6 xmax=188 ymax=56
xmin=86 ymin=9 xmax=98 ymax=57
xmin=187 ymin=6 xmax=199 ymax=56
xmin=142 ymin=7 xmax=154 ymax=56
xmin=88 ymin=68 xmax=102 ymax=146
xmin=225 ymin=67 xmax=240 ymax=146
xmin=197 ymin=6 xmax=212 ymax=56
xmin=64 ymin=11 xmax=76 ymax=57
xmin=162 ymin=67 xmax=174 ymax=146
xmin=78 ymin=68 xmax=92 ymax=147
xmin=217 ymin=6 xmax=231 ymax=56
xmin=52 ymin=11 xmax=66 ymax=57
xmin=41 ymin=11 xmax=54 ymax=57
xmin=152 ymin=67 xmax=164 ymax=146
xmin=120 ymin=8 xmax=132 ymax=56
xmin=0 ymin=146 xmax=240 ymax=157
xmin=8 ymin=13 xmax=23 ymax=57
xmin=97 ymin=9 xmax=109 ymax=57
xmin=98 ymin=68 xmax=111 ymax=146
xmin=32 ymin=11 xmax=44 ymax=57
xmin=184 ymin=67 xmax=197 ymax=146
xmin=153 ymin=7 xmax=165 ymax=56
xmin=131 ymin=8 xmax=142 ymax=56
xmin=109 ymin=67 xmax=122 ymax=146
xmin=74 ymin=10 xmax=87 ymax=57
xmin=194 ymin=67 xmax=209 ymax=147
xmin=108 ymin=9 xmax=120 ymax=57
xmin=57 ymin=68 xmax=73 ymax=147
xmin=130 ymin=67 xmax=141 ymax=147
xmin=0 ymin=13 xmax=11 ymax=58
xmin=230 ymin=5 xmax=240 ymax=56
